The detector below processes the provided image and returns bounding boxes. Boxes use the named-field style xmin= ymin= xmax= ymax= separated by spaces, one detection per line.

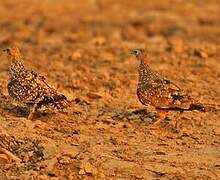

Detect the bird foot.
xmin=27 ymin=112 xmax=34 ymax=120
xmin=153 ymin=111 xmax=180 ymax=133
xmin=27 ymin=104 xmax=38 ymax=120
xmin=153 ymin=111 xmax=167 ymax=125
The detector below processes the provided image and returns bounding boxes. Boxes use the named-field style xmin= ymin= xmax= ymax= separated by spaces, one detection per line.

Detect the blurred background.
xmin=1 ymin=0 xmax=219 ymax=51
xmin=0 ymin=0 xmax=219 ymax=103
xmin=0 ymin=0 xmax=220 ymax=179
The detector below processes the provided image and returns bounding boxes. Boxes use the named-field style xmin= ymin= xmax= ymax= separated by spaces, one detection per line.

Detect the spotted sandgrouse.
xmin=131 ymin=48 xmax=205 ymax=123
xmin=4 ymin=47 xmax=70 ymax=119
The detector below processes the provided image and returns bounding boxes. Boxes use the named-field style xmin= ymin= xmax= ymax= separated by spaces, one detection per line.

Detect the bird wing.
xmin=162 ymin=79 xmax=181 ymax=90
xmin=26 ymin=69 xmax=57 ymax=94
xmin=7 ymin=79 xmax=42 ymax=103
xmin=153 ymin=78 xmax=181 ymax=91
xmin=12 ymin=69 xmax=58 ymax=102
xmin=24 ymin=70 xmax=69 ymax=108
xmin=149 ymin=78 xmax=196 ymax=109
xmin=8 ymin=65 xmax=69 ymax=109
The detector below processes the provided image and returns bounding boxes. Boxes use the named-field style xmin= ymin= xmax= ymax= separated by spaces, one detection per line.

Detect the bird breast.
xmin=9 ymin=62 xmax=26 ymax=79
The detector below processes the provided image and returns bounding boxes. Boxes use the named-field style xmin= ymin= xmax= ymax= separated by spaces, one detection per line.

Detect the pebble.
xmin=168 ymin=38 xmax=184 ymax=53
xmin=58 ymin=156 xmax=71 ymax=165
xmin=194 ymin=49 xmax=208 ymax=58
xmin=213 ymin=127 xmax=220 ymax=136
xmin=70 ymin=51 xmax=82 ymax=61
xmin=0 ymin=153 xmax=9 ymax=164
xmin=80 ymin=161 xmax=98 ymax=175
xmin=92 ymin=36 xmax=106 ymax=46
xmin=86 ymin=92 xmax=102 ymax=99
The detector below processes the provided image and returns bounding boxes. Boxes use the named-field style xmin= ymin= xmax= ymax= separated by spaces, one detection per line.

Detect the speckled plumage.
xmin=4 ymin=47 xmax=70 ymax=119
xmin=131 ymin=48 xmax=205 ymax=112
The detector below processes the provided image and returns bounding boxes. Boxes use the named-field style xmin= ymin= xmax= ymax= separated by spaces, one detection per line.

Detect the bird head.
xmin=131 ymin=48 xmax=145 ymax=57
xmin=131 ymin=48 xmax=146 ymax=65
xmin=3 ymin=46 xmax=22 ymax=61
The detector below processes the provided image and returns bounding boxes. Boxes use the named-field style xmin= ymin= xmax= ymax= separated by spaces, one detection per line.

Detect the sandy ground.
xmin=0 ymin=0 xmax=220 ymax=179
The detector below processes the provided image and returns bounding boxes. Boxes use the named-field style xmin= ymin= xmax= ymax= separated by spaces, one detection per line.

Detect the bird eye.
xmin=132 ymin=49 xmax=140 ymax=55
xmin=131 ymin=49 xmax=144 ymax=56
xmin=135 ymin=50 xmax=142 ymax=55
xmin=134 ymin=50 xmax=139 ymax=54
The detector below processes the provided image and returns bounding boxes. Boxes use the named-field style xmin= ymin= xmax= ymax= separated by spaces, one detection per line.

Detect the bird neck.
xmin=138 ymin=61 xmax=151 ymax=76
xmin=9 ymin=56 xmax=26 ymax=79
xmin=137 ymin=62 xmax=157 ymax=89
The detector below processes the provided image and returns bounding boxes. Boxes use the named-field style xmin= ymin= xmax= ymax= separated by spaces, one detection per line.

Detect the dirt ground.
xmin=0 ymin=0 xmax=220 ymax=179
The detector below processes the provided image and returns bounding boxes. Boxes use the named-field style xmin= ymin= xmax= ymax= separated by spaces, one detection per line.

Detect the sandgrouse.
xmin=4 ymin=46 xmax=70 ymax=119
xmin=131 ymin=48 xmax=205 ymax=123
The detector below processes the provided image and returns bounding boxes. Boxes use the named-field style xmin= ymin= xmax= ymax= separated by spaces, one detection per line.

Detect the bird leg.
xmin=153 ymin=109 xmax=168 ymax=125
xmin=27 ymin=103 xmax=38 ymax=120
xmin=153 ymin=109 xmax=181 ymax=133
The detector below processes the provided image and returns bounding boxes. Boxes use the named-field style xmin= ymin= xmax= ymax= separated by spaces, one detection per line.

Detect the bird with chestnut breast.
xmin=131 ymin=48 xmax=207 ymax=124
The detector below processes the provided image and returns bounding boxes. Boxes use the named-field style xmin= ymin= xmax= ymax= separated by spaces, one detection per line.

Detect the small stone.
xmin=79 ymin=169 xmax=86 ymax=175
xmin=0 ymin=153 xmax=9 ymax=164
xmin=168 ymin=38 xmax=184 ymax=53
xmin=99 ymin=173 xmax=105 ymax=179
xmin=86 ymin=92 xmax=102 ymax=99
xmin=127 ymin=114 xmax=140 ymax=120
xmin=80 ymin=162 xmax=98 ymax=175
xmin=58 ymin=156 xmax=71 ymax=165
xmin=92 ymin=36 xmax=106 ymax=46
xmin=155 ymin=151 xmax=166 ymax=155
xmin=200 ymin=51 xmax=208 ymax=58
xmin=194 ymin=49 xmax=208 ymax=58
xmin=147 ymin=111 xmax=157 ymax=118
xmin=213 ymin=127 xmax=220 ymax=136
xmin=142 ymin=117 xmax=153 ymax=124
xmin=70 ymin=51 xmax=82 ymax=61
xmin=100 ymin=51 xmax=114 ymax=61
xmin=61 ymin=145 xmax=80 ymax=158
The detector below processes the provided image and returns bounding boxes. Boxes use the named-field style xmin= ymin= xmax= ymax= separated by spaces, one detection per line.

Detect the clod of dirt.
xmin=168 ymin=38 xmax=184 ymax=53
xmin=79 ymin=161 xmax=98 ymax=175
xmin=58 ymin=156 xmax=72 ymax=165
xmin=0 ymin=131 xmax=18 ymax=151
xmin=91 ymin=36 xmax=106 ymax=46
xmin=61 ymin=145 xmax=80 ymax=159
xmin=43 ymin=143 xmax=80 ymax=161
xmin=194 ymin=49 xmax=208 ymax=58
xmin=86 ymin=92 xmax=103 ymax=99
xmin=213 ymin=127 xmax=220 ymax=136
xmin=0 ymin=147 xmax=21 ymax=163
xmin=69 ymin=51 xmax=82 ymax=61
xmin=102 ymin=159 xmax=138 ymax=174
xmin=11 ymin=138 xmax=44 ymax=165
xmin=0 ymin=153 xmax=9 ymax=164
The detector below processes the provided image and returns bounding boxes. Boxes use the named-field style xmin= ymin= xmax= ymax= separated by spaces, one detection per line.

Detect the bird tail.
xmin=190 ymin=102 xmax=220 ymax=112
xmin=43 ymin=94 xmax=71 ymax=110
xmin=189 ymin=103 xmax=206 ymax=112
xmin=51 ymin=99 xmax=71 ymax=110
